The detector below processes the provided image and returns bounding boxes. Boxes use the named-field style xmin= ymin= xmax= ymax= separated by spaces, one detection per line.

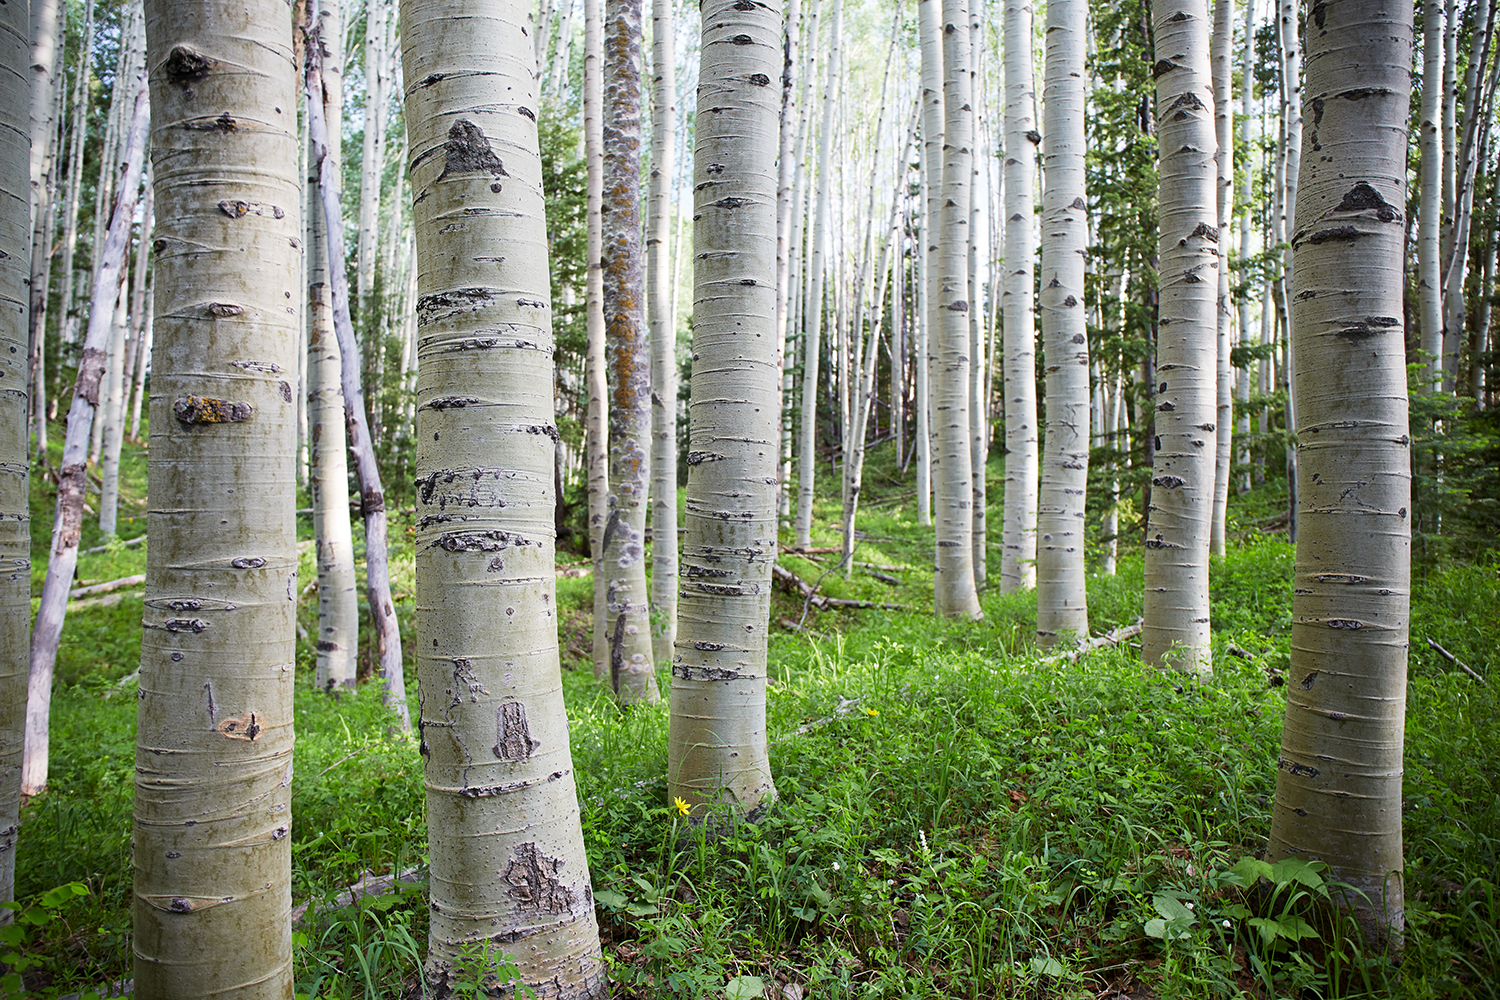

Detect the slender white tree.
xmin=1000 ymin=0 xmax=1039 ymax=593
xmin=647 ymin=0 xmax=676 ymax=664
xmin=1143 ymin=0 xmax=1217 ymax=675
xmin=133 ymin=0 xmax=300 ymax=987
xmin=668 ymin=0 xmax=782 ymax=817
xmin=584 ymin=0 xmax=611 ymax=680
xmin=1268 ymin=0 xmax=1413 ymax=945
xmin=1209 ymin=0 xmax=1234 ymax=555
xmin=1418 ymin=0 xmax=1444 ymax=386
xmin=0 ymin=0 xmax=29 ymax=915
xmin=1035 ymin=0 xmax=1089 ymax=644
xmin=401 ymin=0 xmax=608 ymax=991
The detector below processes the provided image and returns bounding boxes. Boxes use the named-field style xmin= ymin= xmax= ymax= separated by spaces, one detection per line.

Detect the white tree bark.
xmin=794 ymin=0 xmax=841 ymax=550
xmin=307 ymin=0 xmax=358 ymax=695
xmin=132 ymin=0 xmax=299 ymax=985
xmin=667 ymin=0 xmax=782 ymax=817
xmin=1035 ymin=0 xmax=1089 ymax=643
xmin=968 ymin=4 xmax=987 ymax=586
xmin=600 ymin=0 xmax=660 ymax=703
xmin=98 ymin=277 xmax=129 ymax=535
xmin=1419 ymin=0 xmax=1444 ymax=387
xmin=0 ymin=0 xmax=30 ymax=916
xmin=1236 ymin=0 xmax=1256 ymax=492
xmin=1208 ymin=0 xmax=1234 ymax=556
xmin=57 ymin=0 xmax=95 ymax=350
xmin=1143 ymin=0 xmax=1216 ymax=675
xmin=400 ymin=0 xmax=608 ymax=991
xmin=584 ymin=0 xmax=610 ymax=680
xmin=358 ymin=0 xmax=388 ymax=323
xmin=1000 ymin=0 xmax=1039 ymax=593
xmin=932 ymin=0 xmax=982 ymax=620
xmin=23 ymin=78 xmax=148 ymax=799
xmin=917 ymin=0 xmax=943 ymax=532
xmin=647 ymin=0 xmax=676 ymax=665
xmin=1268 ymin=0 xmax=1413 ymax=945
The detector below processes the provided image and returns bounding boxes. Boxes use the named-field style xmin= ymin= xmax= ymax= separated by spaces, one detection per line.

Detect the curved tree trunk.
xmin=1268 ymin=0 xmax=1413 ymax=946
xmin=933 ymin=0 xmax=981 ymax=620
xmin=1000 ymin=0 xmax=1038 ymax=593
xmin=307 ymin=0 xmax=358 ymax=695
xmin=1036 ymin=0 xmax=1089 ymax=643
xmin=132 ymin=0 xmax=299 ymax=986
xmin=0 ymin=0 xmax=30 ymax=916
xmin=23 ymin=79 xmax=148 ymax=799
xmin=1143 ymin=0 xmax=1216 ymax=675
xmin=400 ymin=0 xmax=608 ymax=992
xmin=647 ymin=0 xmax=676 ymax=665
xmin=667 ymin=0 xmax=782 ymax=818
xmin=600 ymin=0 xmax=660 ymax=703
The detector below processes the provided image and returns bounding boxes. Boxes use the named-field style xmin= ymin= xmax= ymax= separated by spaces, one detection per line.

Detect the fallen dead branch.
xmin=290 ymin=865 xmax=427 ymax=925
xmin=1427 ymin=638 xmax=1485 ymax=683
xmin=69 ymin=574 xmax=145 ymax=600
xmin=79 ymin=534 xmax=146 ymax=556
xmin=784 ymin=696 xmax=864 ymax=739
xmin=1044 ymin=620 xmax=1144 ymax=664
xmin=772 ymin=564 xmax=912 ymax=614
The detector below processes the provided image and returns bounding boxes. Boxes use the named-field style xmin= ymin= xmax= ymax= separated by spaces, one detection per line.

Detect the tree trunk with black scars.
xmin=667 ymin=0 xmax=782 ymax=818
xmin=402 ymin=0 xmax=608 ymax=990
xmin=1268 ymin=0 xmax=1413 ymax=946
xmin=131 ymin=0 xmax=300 ymax=986
xmin=647 ymin=0 xmax=676 ymax=665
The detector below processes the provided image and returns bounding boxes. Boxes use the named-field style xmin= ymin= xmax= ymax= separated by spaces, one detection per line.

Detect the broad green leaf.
xmin=1144 ymin=918 xmax=1168 ymax=939
xmin=1276 ymin=912 xmax=1319 ymax=939
xmin=1232 ymin=857 xmax=1275 ymax=884
xmin=1153 ymin=893 xmax=1195 ymax=923
xmin=1030 ymin=956 xmax=1064 ymax=977
xmin=593 ymin=889 xmax=628 ymax=909
xmin=725 ymin=974 xmax=764 ymax=999
xmin=1248 ymin=916 xmax=1280 ymax=946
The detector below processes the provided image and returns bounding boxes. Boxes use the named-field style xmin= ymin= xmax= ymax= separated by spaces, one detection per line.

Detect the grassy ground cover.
xmin=8 ymin=440 xmax=1498 ymax=998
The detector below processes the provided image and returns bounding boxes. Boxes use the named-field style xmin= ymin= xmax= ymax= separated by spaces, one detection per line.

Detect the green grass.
xmin=9 ymin=439 xmax=1498 ymax=998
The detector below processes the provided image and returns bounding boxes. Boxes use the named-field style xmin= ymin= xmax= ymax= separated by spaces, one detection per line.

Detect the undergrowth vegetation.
xmin=10 ymin=441 xmax=1498 ymax=998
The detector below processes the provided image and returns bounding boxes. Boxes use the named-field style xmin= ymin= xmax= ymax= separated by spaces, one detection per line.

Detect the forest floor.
xmin=10 ymin=434 xmax=1499 ymax=999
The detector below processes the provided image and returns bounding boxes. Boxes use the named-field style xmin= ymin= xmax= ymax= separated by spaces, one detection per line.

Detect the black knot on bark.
xmin=1336 ymin=182 xmax=1399 ymax=222
xmin=165 ymin=47 xmax=215 ymax=87
xmin=440 ymin=120 xmax=508 ymax=181
xmin=731 ymin=33 xmax=754 ymax=45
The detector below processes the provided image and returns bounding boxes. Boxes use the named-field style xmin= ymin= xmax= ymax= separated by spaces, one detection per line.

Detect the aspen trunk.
xmin=932 ymin=0 xmax=981 ymax=619
xmin=122 ymin=173 xmax=154 ymax=442
xmin=1035 ymin=0 xmax=1089 ymax=643
xmin=1268 ymin=0 xmax=1413 ymax=945
xmin=917 ymin=0 xmax=943 ymax=533
xmin=305 ymin=13 xmax=410 ymax=729
xmin=98 ymin=277 xmax=129 ymax=535
xmin=774 ymin=0 xmax=801 ymax=470
xmin=23 ymin=83 xmax=148 ymax=798
xmin=132 ymin=0 xmax=300 ymax=985
xmin=1143 ymin=0 xmax=1216 ymax=675
xmin=584 ymin=0 xmax=610 ymax=680
xmin=358 ymin=0 xmax=388 ymax=324
xmin=794 ymin=0 xmax=842 ymax=550
xmin=57 ymin=1 xmax=95 ymax=350
xmin=667 ymin=0 xmax=782 ymax=817
xmin=968 ymin=6 xmax=987 ymax=586
xmin=0 ymin=0 xmax=29 ymax=915
xmin=647 ymin=0 xmax=676 ymax=665
xmin=128 ymin=278 xmax=153 ymax=442
xmin=600 ymin=0 xmax=660 ymax=703
xmin=781 ymin=0 xmax=819 ymax=520
xmin=307 ymin=0 xmax=358 ymax=695
xmin=547 ymin=0 xmax=576 ymax=97
xmin=1419 ymin=0 xmax=1444 ymax=387
xmin=1000 ymin=0 xmax=1039 ymax=593
xmin=1209 ymin=0 xmax=1233 ymax=556
xmin=401 ymin=0 xmax=608 ymax=989
xmin=1236 ymin=0 xmax=1255 ymax=492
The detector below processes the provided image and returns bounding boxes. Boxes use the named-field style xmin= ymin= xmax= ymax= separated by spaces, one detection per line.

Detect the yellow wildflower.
xmin=866 ymin=708 xmax=879 ymax=717
xmin=673 ymin=796 xmax=690 ymax=817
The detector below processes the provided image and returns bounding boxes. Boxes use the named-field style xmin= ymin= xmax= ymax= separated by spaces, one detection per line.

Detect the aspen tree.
xmin=1419 ymin=0 xmax=1444 ymax=386
xmin=584 ymin=0 xmax=610 ymax=680
xmin=1268 ymin=0 xmax=1413 ymax=944
xmin=667 ymin=0 xmax=782 ymax=817
xmin=1000 ymin=0 xmax=1039 ymax=593
xmin=933 ymin=0 xmax=982 ymax=619
xmin=774 ymin=0 xmax=801 ymax=424
xmin=401 ymin=0 xmax=608 ymax=991
xmin=122 ymin=174 xmax=154 ymax=441
xmin=968 ymin=5 xmax=986 ymax=587
xmin=1035 ymin=0 xmax=1088 ymax=643
xmin=794 ymin=0 xmax=842 ymax=551
xmin=779 ymin=0 xmax=818 ymax=521
xmin=56 ymin=0 xmax=95 ymax=350
xmin=547 ymin=0 xmax=577 ymax=97
xmin=917 ymin=0 xmax=943 ymax=531
xmin=133 ymin=0 xmax=301 ymax=986
xmin=1235 ymin=0 xmax=1256 ymax=492
xmin=600 ymin=0 xmax=660 ymax=703
xmin=98 ymin=278 xmax=129 ymax=535
xmin=1209 ymin=0 xmax=1233 ymax=556
xmin=128 ymin=279 xmax=153 ymax=441
xmin=307 ymin=0 xmax=358 ymax=694
xmin=0 ymin=0 xmax=28 ymax=914
xmin=647 ymin=0 xmax=676 ymax=665
xmin=1143 ymin=0 xmax=1216 ymax=675
xmin=25 ymin=82 xmax=148 ymax=798
xmin=358 ymin=0 xmax=388 ymax=325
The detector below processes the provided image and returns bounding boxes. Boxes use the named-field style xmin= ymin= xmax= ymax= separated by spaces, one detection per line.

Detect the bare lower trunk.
xmin=584 ymin=0 xmax=610 ymax=680
xmin=647 ymin=0 xmax=676 ymax=665
xmin=1268 ymin=0 xmax=1413 ymax=946
xmin=401 ymin=0 xmax=608 ymax=988
xmin=601 ymin=0 xmax=660 ymax=704
xmin=668 ymin=0 xmax=782 ymax=817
